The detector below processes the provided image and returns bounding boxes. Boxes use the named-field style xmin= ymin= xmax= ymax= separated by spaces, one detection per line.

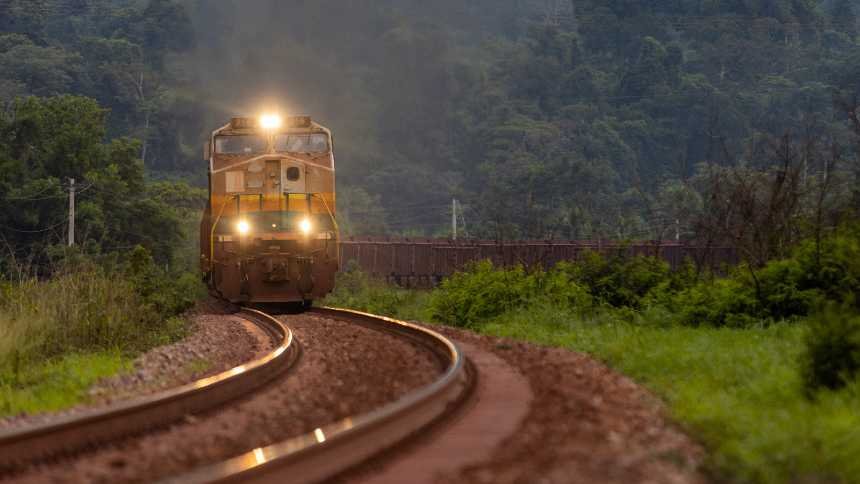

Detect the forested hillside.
xmin=2 ymin=0 xmax=860 ymax=255
xmin=182 ymin=0 xmax=860 ymax=239
xmin=0 ymin=0 xmax=203 ymax=271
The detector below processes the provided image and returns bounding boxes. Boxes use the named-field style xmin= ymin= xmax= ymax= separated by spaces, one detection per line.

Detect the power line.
xmin=2 ymin=181 xmax=94 ymax=201
xmin=0 ymin=219 xmax=67 ymax=234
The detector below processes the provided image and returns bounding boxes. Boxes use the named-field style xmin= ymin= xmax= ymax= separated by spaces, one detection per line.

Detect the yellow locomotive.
xmin=199 ymin=114 xmax=338 ymax=306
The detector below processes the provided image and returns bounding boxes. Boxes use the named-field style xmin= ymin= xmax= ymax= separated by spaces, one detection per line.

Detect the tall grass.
xmin=0 ymin=268 xmax=191 ymax=379
xmin=322 ymin=266 xmax=432 ymax=321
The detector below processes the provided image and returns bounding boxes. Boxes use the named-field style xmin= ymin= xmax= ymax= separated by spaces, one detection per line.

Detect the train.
xmin=199 ymin=114 xmax=339 ymax=306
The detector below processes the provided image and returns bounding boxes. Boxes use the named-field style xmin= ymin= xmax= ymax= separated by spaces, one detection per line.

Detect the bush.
xmin=429 ymin=260 xmax=591 ymax=327
xmin=672 ymin=276 xmax=762 ymax=327
xmin=792 ymin=231 xmax=860 ymax=310
xmin=323 ymin=263 xmax=430 ymax=320
xmin=559 ymin=251 xmax=673 ymax=309
xmin=671 ymin=228 xmax=860 ymax=327
xmin=125 ymin=245 xmax=203 ymax=320
xmin=429 ymin=261 xmax=532 ymax=326
xmin=803 ymin=304 xmax=860 ymax=392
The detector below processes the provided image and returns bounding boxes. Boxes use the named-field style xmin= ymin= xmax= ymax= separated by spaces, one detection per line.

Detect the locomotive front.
xmin=200 ymin=115 xmax=338 ymax=305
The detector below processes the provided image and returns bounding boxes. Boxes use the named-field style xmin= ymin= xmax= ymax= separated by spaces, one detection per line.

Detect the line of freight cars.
xmin=339 ymin=238 xmax=738 ymax=288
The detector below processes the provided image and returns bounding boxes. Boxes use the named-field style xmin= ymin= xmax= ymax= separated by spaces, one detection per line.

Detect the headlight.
xmin=299 ymin=218 xmax=312 ymax=234
xmin=260 ymin=114 xmax=282 ymax=130
xmin=236 ymin=219 xmax=251 ymax=235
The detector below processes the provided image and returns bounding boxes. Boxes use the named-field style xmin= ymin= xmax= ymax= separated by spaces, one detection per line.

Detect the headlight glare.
xmin=299 ymin=218 xmax=312 ymax=234
xmin=260 ymin=114 xmax=282 ymax=130
xmin=236 ymin=219 xmax=251 ymax=235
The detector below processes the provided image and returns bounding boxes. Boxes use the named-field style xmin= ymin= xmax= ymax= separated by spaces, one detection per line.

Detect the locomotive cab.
xmin=200 ymin=115 xmax=338 ymax=304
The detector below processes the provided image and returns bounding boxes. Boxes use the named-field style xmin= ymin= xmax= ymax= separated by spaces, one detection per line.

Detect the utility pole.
xmin=68 ymin=178 xmax=75 ymax=247
xmin=452 ymin=198 xmax=458 ymax=241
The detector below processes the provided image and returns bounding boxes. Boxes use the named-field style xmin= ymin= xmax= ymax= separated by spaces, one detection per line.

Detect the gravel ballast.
xmin=431 ymin=326 xmax=706 ymax=484
xmin=2 ymin=313 xmax=443 ymax=483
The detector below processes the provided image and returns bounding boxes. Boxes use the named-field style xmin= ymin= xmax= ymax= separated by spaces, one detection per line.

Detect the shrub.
xmin=744 ymin=258 xmax=822 ymax=321
xmin=803 ymin=304 xmax=860 ymax=392
xmin=538 ymin=265 xmax=594 ymax=309
xmin=559 ymin=251 xmax=673 ymax=309
xmin=429 ymin=261 xmax=533 ymax=326
xmin=323 ymin=263 xmax=429 ymax=320
xmin=429 ymin=260 xmax=591 ymax=327
xmin=672 ymin=228 xmax=860 ymax=327
xmin=792 ymin=231 xmax=860 ymax=310
xmin=125 ymin=245 xmax=204 ymax=320
xmin=672 ymin=276 xmax=761 ymax=327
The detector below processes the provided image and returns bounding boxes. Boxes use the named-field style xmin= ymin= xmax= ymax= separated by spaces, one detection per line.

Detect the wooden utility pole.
xmin=452 ymin=198 xmax=458 ymax=240
xmin=68 ymin=178 xmax=75 ymax=247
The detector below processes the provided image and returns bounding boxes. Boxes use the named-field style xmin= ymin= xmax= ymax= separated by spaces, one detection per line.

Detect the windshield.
xmin=274 ymin=134 xmax=329 ymax=153
xmin=215 ymin=135 xmax=267 ymax=154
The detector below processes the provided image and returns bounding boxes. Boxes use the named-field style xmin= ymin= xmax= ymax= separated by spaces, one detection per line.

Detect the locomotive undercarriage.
xmin=209 ymin=238 xmax=337 ymax=304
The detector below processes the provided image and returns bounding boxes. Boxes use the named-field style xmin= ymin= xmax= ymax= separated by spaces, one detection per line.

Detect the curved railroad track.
xmin=1 ymin=307 xmax=471 ymax=483
xmin=0 ymin=308 xmax=299 ymax=469
xmin=165 ymin=306 xmax=471 ymax=484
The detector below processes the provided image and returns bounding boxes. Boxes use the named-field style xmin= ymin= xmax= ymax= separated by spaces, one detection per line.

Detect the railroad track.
xmin=165 ymin=307 xmax=471 ymax=484
xmin=0 ymin=307 xmax=471 ymax=484
xmin=0 ymin=308 xmax=299 ymax=469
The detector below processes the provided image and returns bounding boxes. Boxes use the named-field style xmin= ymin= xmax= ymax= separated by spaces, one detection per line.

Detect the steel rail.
xmin=0 ymin=308 xmax=299 ymax=468
xmin=164 ymin=306 xmax=471 ymax=484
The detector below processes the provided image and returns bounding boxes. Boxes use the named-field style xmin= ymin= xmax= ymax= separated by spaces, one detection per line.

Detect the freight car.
xmin=199 ymin=114 xmax=338 ymax=305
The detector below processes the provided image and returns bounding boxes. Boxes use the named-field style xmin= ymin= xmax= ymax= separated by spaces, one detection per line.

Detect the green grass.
xmin=184 ymin=358 xmax=212 ymax=377
xmin=321 ymin=268 xmax=433 ymax=321
xmin=0 ymin=262 xmax=201 ymax=419
xmin=480 ymin=305 xmax=860 ymax=484
xmin=0 ymin=351 xmax=130 ymax=417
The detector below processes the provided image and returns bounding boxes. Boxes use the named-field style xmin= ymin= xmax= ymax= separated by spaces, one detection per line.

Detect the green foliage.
xmin=672 ymin=228 xmax=860 ymax=327
xmin=429 ymin=260 xmax=591 ymax=326
xmin=4 ymin=1 xmax=860 ymax=239
xmin=803 ymin=305 xmax=860 ymax=392
xmin=125 ymin=245 xmax=205 ymax=320
xmin=0 ymin=247 xmax=203 ymax=374
xmin=429 ymin=262 xmax=533 ymax=326
xmin=0 ymin=95 xmax=203 ymax=272
xmin=322 ymin=263 xmax=431 ymax=321
xmin=0 ymin=351 xmax=129 ymax=417
xmin=559 ymin=252 xmax=673 ymax=309
xmin=792 ymin=229 xmax=860 ymax=309
xmin=671 ymin=276 xmax=762 ymax=327
xmin=0 ymin=0 xmax=195 ymax=171
xmin=427 ymin=253 xmax=677 ymax=327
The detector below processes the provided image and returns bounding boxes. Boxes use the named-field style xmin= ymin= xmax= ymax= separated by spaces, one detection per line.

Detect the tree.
xmin=831 ymin=0 xmax=858 ymax=37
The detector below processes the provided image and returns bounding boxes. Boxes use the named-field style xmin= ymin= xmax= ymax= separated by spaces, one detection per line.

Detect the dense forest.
xmin=186 ymin=0 xmax=860 ymax=240
xmin=2 ymin=0 xmax=860 ymax=268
